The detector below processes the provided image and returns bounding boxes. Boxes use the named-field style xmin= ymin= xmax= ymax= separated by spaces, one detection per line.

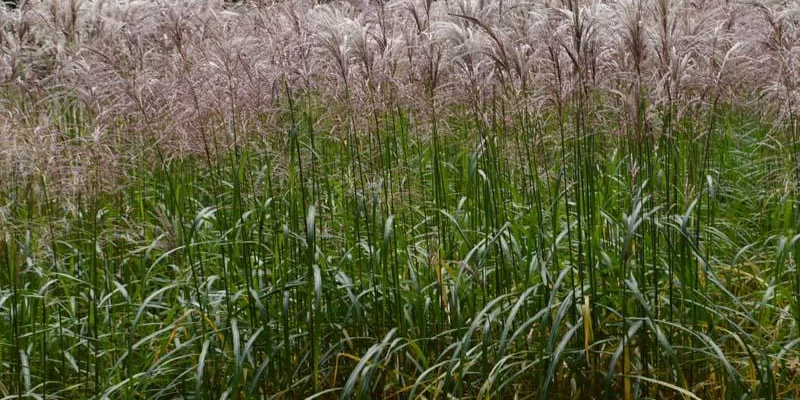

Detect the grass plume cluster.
xmin=1 ymin=0 xmax=800 ymax=398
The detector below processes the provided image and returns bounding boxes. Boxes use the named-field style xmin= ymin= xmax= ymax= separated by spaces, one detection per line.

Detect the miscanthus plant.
xmin=1 ymin=0 xmax=799 ymax=399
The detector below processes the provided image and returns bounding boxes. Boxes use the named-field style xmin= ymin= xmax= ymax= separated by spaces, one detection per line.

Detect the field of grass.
xmin=1 ymin=0 xmax=799 ymax=399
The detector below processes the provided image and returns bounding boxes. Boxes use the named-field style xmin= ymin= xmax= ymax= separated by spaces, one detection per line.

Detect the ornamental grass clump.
xmin=1 ymin=0 xmax=799 ymax=398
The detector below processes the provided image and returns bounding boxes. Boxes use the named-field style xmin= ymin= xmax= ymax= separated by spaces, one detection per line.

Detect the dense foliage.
xmin=1 ymin=0 xmax=799 ymax=398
